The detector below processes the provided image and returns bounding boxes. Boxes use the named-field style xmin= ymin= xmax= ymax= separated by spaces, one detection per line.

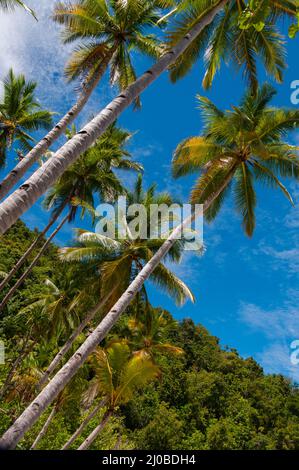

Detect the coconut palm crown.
xmin=59 ymin=174 xmax=195 ymax=306
xmin=172 ymin=84 xmax=299 ymax=236
xmin=168 ymin=0 xmax=298 ymax=93
xmin=84 ymin=341 xmax=160 ymax=410
xmin=53 ymin=0 xmax=174 ymax=107
xmin=44 ymin=123 xmax=142 ymax=222
xmin=0 ymin=69 xmax=53 ymax=167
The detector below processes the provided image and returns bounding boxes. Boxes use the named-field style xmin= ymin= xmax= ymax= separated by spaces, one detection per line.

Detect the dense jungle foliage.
xmin=0 ymin=221 xmax=298 ymax=450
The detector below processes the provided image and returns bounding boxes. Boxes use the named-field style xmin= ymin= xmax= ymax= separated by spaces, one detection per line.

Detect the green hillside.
xmin=1 ymin=221 xmax=298 ymax=450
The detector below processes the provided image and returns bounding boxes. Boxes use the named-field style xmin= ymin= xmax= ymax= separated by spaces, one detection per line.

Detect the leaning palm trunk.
xmin=0 ymin=214 xmax=69 ymax=311
xmin=37 ymin=288 xmax=117 ymax=390
xmin=77 ymin=410 xmax=112 ymax=450
xmin=113 ymin=435 xmax=122 ymax=450
xmin=0 ymin=0 xmax=228 ymax=235
xmin=0 ymin=200 xmax=68 ymax=292
xmin=0 ymin=49 xmax=115 ymax=201
xmin=30 ymin=406 xmax=57 ymax=450
xmin=0 ymin=164 xmax=235 ymax=450
xmin=61 ymin=400 xmax=105 ymax=450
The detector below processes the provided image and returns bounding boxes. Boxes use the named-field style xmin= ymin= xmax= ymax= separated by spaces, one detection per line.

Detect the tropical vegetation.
xmin=0 ymin=69 xmax=52 ymax=168
xmin=0 ymin=0 xmax=298 ymax=451
xmin=1 ymin=222 xmax=299 ymax=449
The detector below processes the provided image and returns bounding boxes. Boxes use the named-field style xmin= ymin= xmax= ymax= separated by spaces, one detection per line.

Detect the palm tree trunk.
xmin=37 ymin=288 xmax=117 ymax=390
xmin=0 ymin=48 xmax=115 ymax=201
xmin=113 ymin=435 xmax=122 ymax=450
xmin=77 ymin=411 xmax=112 ymax=450
xmin=0 ymin=163 xmax=234 ymax=450
xmin=0 ymin=0 xmax=228 ymax=235
xmin=0 ymin=213 xmax=69 ymax=311
xmin=30 ymin=406 xmax=56 ymax=450
xmin=61 ymin=401 xmax=105 ymax=450
xmin=0 ymin=200 xmax=68 ymax=292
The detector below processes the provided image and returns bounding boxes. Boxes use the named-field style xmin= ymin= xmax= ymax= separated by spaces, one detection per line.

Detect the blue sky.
xmin=0 ymin=1 xmax=299 ymax=381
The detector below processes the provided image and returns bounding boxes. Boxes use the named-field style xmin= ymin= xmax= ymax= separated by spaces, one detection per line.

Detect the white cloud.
xmin=258 ymin=244 xmax=299 ymax=273
xmin=0 ymin=1 xmax=73 ymax=110
xmin=257 ymin=342 xmax=299 ymax=382
xmin=285 ymin=183 xmax=299 ymax=229
xmin=0 ymin=0 xmax=110 ymax=131
xmin=239 ymin=298 xmax=299 ymax=339
xmin=239 ymin=293 xmax=299 ymax=381
xmin=285 ymin=210 xmax=299 ymax=229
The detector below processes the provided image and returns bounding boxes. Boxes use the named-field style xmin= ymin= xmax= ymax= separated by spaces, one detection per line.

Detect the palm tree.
xmin=0 ymin=0 xmax=169 ymax=199
xmin=0 ymin=123 xmax=138 ymax=294
xmin=126 ymin=304 xmax=184 ymax=359
xmin=0 ymin=203 xmax=68 ymax=295
xmin=0 ymin=69 xmax=53 ymax=168
xmin=0 ymin=0 xmax=296 ymax=208
xmin=60 ymin=175 xmax=194 ymax=308
xmin=35 ymin=176 xmax=193 ymax=388
xmin=21 ymin=276 xmax=81 ymax=341
xmin=30 ymin=391 xmax=66 ymax=450
xmin=1 ymin=269 xmax=87 ymax=394
xmin=0 ymin=165 xmax=230 ymax=448
xmin=52 ymin=0 xmax=164 ymax=108
xmin=4 ymin=347 xmax=42 ymax=405
xmin=172 ymin=84 xmax=299 ymax=236
xmin=30 ymin=371 xmax=86 ymax=449
xmin=45 ymin=123 xmax=141 ymax=218
xmin=65 ymin=342 xmax=159 ymax=450
xmin=35 ymin=287 xmax=117 ymax=391
xmin=0 ymin=0 xmax=37 ymax=19
xmin=2 ymin=83 xmax=299 ymax=449
xmin=0 ymin=123 xmax=140 ymax=309
xmin=23 ymin=133 xmax=142 ymax=388
xmin=0 ymin=0 xmax=225 ymax=227
xmin=168 ymin=0 xmax=297 ymax=92
xmin=61 ymin=399 xmax=105 ymax=450
xmin=0 ymin=271 xmax=80 ymax=399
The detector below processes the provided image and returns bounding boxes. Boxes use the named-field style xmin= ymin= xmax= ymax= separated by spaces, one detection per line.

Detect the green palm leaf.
xmin=233 ymin=163 xmax=256 ymax=237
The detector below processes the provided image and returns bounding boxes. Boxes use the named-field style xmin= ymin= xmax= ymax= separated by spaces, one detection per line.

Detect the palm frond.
xmin=233 ymin=163 xmax=256 ymax=237
xmin=150 ymin=261 xmax=195 ymax=306
xmin=252 ymin=159 xmax=294 ymax=205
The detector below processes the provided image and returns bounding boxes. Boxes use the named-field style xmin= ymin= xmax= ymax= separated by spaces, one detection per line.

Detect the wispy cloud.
xmin=284 ymin=183 xmax=299 ymax=229
xmin=257 ymin=342 xmax=299 ymax=382
xmin=239 ymin=296 xmax=299 ymax=339
xmin=239 ymin=291 xmax=299 ymax=380
xmin=0 ymin=0 xmax=110 ymax=132
xmin=0 ymin=1 xmax=72 ymax=110
xmin=258 ymin=244 xmax=299 ymax=273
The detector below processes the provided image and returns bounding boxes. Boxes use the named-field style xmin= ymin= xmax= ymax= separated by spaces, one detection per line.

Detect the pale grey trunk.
xmin=61 ymin=401 xmax=105 ymax=450
xmin=0 ymin=214 xmax=69 ymax=311
xmin=30 ymin=406 xmax=56 ymax=450
xmin=0 ymin=0 xmax=228 ymax=235
xmin=0 ymin=49 xmax=114 ymax=201
xmin=37 ymin=289 xmax=116 ymax=390
xmin=0 ymin=201 xmax=67 ymax=292
xmin=77 ymin=411 xmax=112 ymax=450
xmin=113 ymin=435 xmax=122 ymax=450
xmin=0 ymin=163 xmax=234 ymax=450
